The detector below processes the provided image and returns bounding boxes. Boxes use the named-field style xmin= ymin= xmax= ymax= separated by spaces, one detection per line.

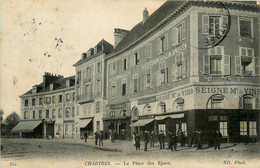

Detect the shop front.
xmin=76 ymin=118 xmax=93 ymax=138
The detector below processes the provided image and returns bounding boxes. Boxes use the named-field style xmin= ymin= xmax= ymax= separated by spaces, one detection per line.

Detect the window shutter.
xmin=255 ymin=97 xmax=259 ymax=109
xmin=254 ymin=57 xmax=260 ymax=76
xmin=144 ymin=75 xmax=147 ymax=91
xmin=172 ymin=27 xmax=178 ymax=46
xmin=235 ymin=56 xmax=241 ymax=75
xmin=164 ymin=33 xmax=168 ymax=51
xmin=203 ymin=54 xmax=210 ymax=74
xmin=182 ymin=57 xmax=186 ymax=79
xmin=223 ymin=55 xmax=231 ymax=75
xmin=110 ymin=64 xmax=113 ymax=74
xmin=182 ymin=21 xmax=186 ymax=40
xmin=219 ymin=16 xmax=228 ymax=35
xmin=126 ymin=58 xmax=129 ymax=70
xmin=202 ymin=15 xmax=209 ymax=34
xmin=156 ymin=71 xmax=161 ymax=87
xmin=165 ymin=68 xmax=168 ymax=84
xmin=115 ymin=62 xmax=118 ymax=74
xmin=157 ymin=38 xmax=161 ymax=54
xmin=239 ymin=96 xmax=243 ymax=109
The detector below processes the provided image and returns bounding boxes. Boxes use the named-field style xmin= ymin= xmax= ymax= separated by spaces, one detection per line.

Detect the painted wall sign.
xmin=195 ymin=87 xmax=260 ymax=95
xmin=139 ymin=115 xmax=155 ymax=120
xmin=138 ymin=96 xmax=157 ymax=105
xmin=157 ymin=88 xmax=193 ymax=101
xmin=110 ymin=103 xmax=126 ymax=110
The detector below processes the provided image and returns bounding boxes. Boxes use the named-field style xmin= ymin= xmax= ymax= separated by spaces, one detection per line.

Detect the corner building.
xmin=14 ymin=73 xmax=76 ymax=138
xmin=106 ymin=1 xmax=260 ymax=142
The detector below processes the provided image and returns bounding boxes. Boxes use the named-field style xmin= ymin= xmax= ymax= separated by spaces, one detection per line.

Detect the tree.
xmin=4 ymin=112 xmax=20 ymax=129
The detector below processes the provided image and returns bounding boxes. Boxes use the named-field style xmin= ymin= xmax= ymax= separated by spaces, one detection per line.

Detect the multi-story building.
xmin=74 ymin=39 xmax=113 ymax=138
xmin=13 ymin=73 xmax=76 ymax=138
xmin=106 ymin=1 xmax=260 ymax=142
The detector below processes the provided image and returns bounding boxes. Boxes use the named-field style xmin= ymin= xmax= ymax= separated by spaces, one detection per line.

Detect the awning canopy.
xmin=76 ymin=119 xmax=92 ymax=128
xmin=130 ymin=119 xmax=154 ymax=127
xmin=11 ymin=120 xmax=42 ymax=133
xmin=155 ymin=113 xmax=184 ymax=120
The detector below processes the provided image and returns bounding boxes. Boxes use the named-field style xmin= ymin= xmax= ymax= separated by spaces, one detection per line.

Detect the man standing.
xmin=171 ymin=133 xmax=177 ymax=151
xmin=196 ymin=130 xmax=202 ymax=150
xmin=144 ymin=131 xmax=149 ymax=151
xmin=158 ymin=130 xmax=165 ymax=149
xmin=168 ymin=131 xmax=173 ymax=150
xmin=99 ymin=131 xmax=103 ymax=146
xmin=84 ymin=131 xmax=88 ymax=143
xmin=94 ymin=131 xmax=98 ymax=145
xmin=214 ymin=130 xmax=222 ymax=150
xmin=150 ymin=131 xmax=155 ymax=147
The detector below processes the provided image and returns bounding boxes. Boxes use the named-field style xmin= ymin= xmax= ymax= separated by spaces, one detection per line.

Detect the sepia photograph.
xmin=1 ymin=0 xmax=260 ymax=168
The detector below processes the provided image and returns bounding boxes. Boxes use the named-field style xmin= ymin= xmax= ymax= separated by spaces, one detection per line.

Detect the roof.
xmin=21 ymin=75 xmax=75 ymax=96
xmin=113 ymin=1 xmax=186 ymax=53
xmin=74 ymin=39 xmax=113 ymax=67
xmin=11 ymin=120 xmax=42 ymax=133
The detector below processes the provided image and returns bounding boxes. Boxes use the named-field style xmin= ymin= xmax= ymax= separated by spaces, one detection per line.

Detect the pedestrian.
xmin=150 ymin=131 xmax=155 ymax=147
xmin=158 ymin=130 xmax=165 ymax=149
xmin=171 ymin=133 xmax=177 ymax=151
xmin=135 ymin=134 xmax=141 ymax=150
xmin=144 ymin=131 xmax=149 ymax=151
xmin=188 ymin=131 xmax=194 ymax=147
xmin=168 ymin=131 xmax=173 ymax=150
xmin=132 ymin=133 xmax=136 ymax=146
xmin=194 ymin=130 xmax=198 ymax=148
xmin=196 ymin=130 xmax=202 ymax=150
xmin=177 ymin=129 xmax=182 ymax=146
xmin=84 ymin=131 xmax=88 ymax=143
xmin=94 ymin=131 xmax=98 ymax=145
xmin=214 ymin=130 xmax=222 ymax=150
xmin=180 ymin=131 xmax=185 ymax=147
xmin=99 ymin=131 xmax=103 ymax=146
xmin=112 ymin=130 xmax=116 ymax=143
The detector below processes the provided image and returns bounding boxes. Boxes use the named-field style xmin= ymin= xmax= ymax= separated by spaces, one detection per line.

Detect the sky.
xmin=0 ymin=0 xmax=166 ymax=119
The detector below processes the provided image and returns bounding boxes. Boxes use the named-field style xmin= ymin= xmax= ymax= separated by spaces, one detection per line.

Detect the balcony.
xmin=77 ymin=93 xmax=94 ymax=104
xmin=242 ymin=70 xmax=252 ymax=76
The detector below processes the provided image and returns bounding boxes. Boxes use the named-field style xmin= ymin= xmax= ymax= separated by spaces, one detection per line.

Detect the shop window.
xmin=240 ymin=121 xmax=247 ymax=135
xmin=46 ymin=110 xmax=49 ymax=118
xmin=239 ymin=17 xmax=253 ymax=39
xmin=32 ymin=98 xmax=36 ymax=106
xmin=24 ymin=100 xmax=28 ymax=106
xmin=24 ymin=111 xmax=28 ymax=119
xmin=39 ymin=98 xmax=43 ymax=105
xmin=159 ymin=124 xmax=166 ymax=135
xmin=122 ymin=78 xmax=127 ymax=96
xmin=39 ymin=110 xmax=43 ymax=119
xmin=59 ymin=95 xmax=62 ymax=103
xmin=144 ymin=68 xmax=151 ymax=90
xmin=96 ymin=101 xmax=100 ymax=113
xmin=182 ymin=123 xmax=187 ymax=136
xmin=158 ymin=102 xmax=166 ymax=113
xmin=32 ymin=111 xmax=35 ymax=119
xmin=120 ymin=110 xmax=126 ymax=117
xmin=65 ymin=124 xmax=68 ymax=135
xmin=208 ymin=115 xmax=218 ymax=121
xmin=144 ymin=104 xmax=152 ymax=114
xmin=58 ymin=109 xmax=62 ymax=118
xmin=220 ymin=121 xmax=228 ymax=136
xmin=249 ymin=121 xmax=257 ymax=136
xmin=52 ymin=109 xmax=56 ymax=119
xmin=243 ymin=96 xmax=253 ymax=109
xmin=110 ymin=111 xmax=115 ymax=117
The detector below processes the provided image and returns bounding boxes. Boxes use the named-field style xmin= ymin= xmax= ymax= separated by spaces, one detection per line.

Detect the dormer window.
xmin=87 ymin=51 xmax=91 ymax=57
xmin=32 ymin=86 xmax=37 ymax=94
xmin=66 ymin=80 xmax=70 ymax=88
xmin=49 ymin=83 xmax=53 ymax=91
xmin=94 ymin=47 xmax=97 ymax=54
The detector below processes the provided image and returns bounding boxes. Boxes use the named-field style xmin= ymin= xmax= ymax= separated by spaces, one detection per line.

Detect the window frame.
xmin=238 ymin=17 xmax=253 ymax=39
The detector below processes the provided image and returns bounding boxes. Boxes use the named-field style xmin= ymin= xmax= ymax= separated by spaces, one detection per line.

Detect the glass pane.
xmin=216 ymin=47 xmax=222 ymax=55
xmin=247 ymin=49 xmax=253 ymax=57
xmin=241 ymin=48 xmax=246 ymax=56
xmin=240 ymin=20 xmax=252 ymax=38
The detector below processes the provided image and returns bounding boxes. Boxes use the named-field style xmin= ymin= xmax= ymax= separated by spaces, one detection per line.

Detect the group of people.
xmin=132 ymin=129 xmax=223 ymax=151
xmin=83 ymin=130 xmax=104 ymax=146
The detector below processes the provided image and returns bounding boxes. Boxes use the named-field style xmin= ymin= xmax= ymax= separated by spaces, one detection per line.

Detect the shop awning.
xmin=130 ymin=119 xmax=154 ymax=127
xmin=11 ymin=120 xmax=42 ymax=133
xmin=155 ymin=113 xmax=184 ymax=120
xmin=76 ymin=119 xmax=92 ymax=128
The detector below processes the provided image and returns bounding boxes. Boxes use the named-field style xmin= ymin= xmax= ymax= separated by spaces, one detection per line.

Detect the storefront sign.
xmin=110 ymin=103 xmax=126 ymax=110
xmin=139 ymin=115 xmax=155 ymax=120
xmin=138 ymin=96 xmax=156 ymax=105
xmin=195 ymin=87 xmax=260 ymax=95
xmin=157 ymin=88 xmax=193 ymax=101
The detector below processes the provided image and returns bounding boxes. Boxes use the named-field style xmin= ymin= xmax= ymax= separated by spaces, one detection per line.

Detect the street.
xmin=1 ymin=138 xmax=260 ymax=168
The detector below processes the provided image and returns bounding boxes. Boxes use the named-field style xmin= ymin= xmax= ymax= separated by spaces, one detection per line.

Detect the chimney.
xmin=143 ymin=8 xmax=149 ymax=24
xmin=114 ymin=28 xmax=129 ymax=48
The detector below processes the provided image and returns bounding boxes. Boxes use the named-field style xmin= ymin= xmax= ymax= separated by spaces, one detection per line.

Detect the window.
xmin=236 ymin=47 xmax=254 ymax=76
xmin=72 ymin=107 xmax=75 ymax=117
xmin=173 ymin=52 xmax=186 ymax=80
xmin=159 ymin=102 xmax=166 ymax=113
xmin=46 ymin=97 xmax=51 ymax=104
xmin=39 ymin=98 xmax=43 ymax=105
xmin=66 ymin=93 xmax=70 ymax=102
xmin=209 ymin=16 xmax=221 ymax=36
xmin=172 ymin=21 xmax=186 ymax=46
xmin=123 ymin=58 xmax=128 ymax=70
xmin=66 ymin=108 xmax=70 ymax=118
xmin=77 ymin=70 xmax=81 ymax=84
xmin=111 ymin=81 xmax=116 ymax=98
xmin=66 ymin=80 xmax=70 ymax=87
xmin=110 ymin=111 xmax=115 ymax=117
xmin=25 ymin=100 xmax=28 ymax=106
xmin=94 ymin=47 xmax=97 ymax=54
xmin=243 ymin=97 xmax=253 ymax=109
xmin=122 ymin=78 xmax=127 ymax=96
xmin=120 ymin=110 xmax=126 ymax=116
xmin=24 ymin=111 xmax=28 ymax=119
xmin=144 ymin=68 xmax=151 ymax=90
xmin=46 ymin=110 xmax=49 ymax=118
xmin=96 ymin=101 xmax=100 ymax=113
xmin=249 ymin=121 xmax=257 ymax=136
xmin=97 ymin=79 xmax=102 ymax=95
xmin=72 ymin=92 xmax=75 ymax=101
xmin=32 ymin=98 xmax=35 ymax=106
xmin=240 ymin=121 xmax=247 ymax=135
xmin=159 ymin=124 xmax=166 ymax=135
xmin=181 ymin=123 xmax=187 ymax=136
xmin=52 ymin=96 xmax=55 ymax=104
xmin=65 ymin=124 xmax=68 ymax=135
xmin=110 ymin=62 xmax=118 ymax=74
xmin=158 ymin=61 xmax=168 ymax=85
xmin=58 ymin=109 xmax=62 ymax=118
xmin=220 ymin=121 xmax=228 ymax=136
xmin=59 ymin=95 xmax=62 ymax=103
xmin=133 ymin=74 xmax=138 ymax=93
xmin=39 ymin=110 xmax=43 ymax=119
xmin=173 ymin=98 xmax=184 ymax=111
xmin=239 ymin=17 xmax=253 ymax=38
xmin=32 ymin=111 xmax=35 ymax=119
xmin=145 ymin=43 xmax=152 ymax=61
xmin=97 ymin=62 xmax=102 ymax=73
xmin=144 ymin=104 xmax=152 ymax=114
xmin=96 ymin=121 xmax=100 ymax=131
xmin=202 ymin=15 xmax=227 ymax=36
xmin=134 ymin=52 xmax=139 ymax=65
xmin=158 ymin=34 xmax=168 ymax=53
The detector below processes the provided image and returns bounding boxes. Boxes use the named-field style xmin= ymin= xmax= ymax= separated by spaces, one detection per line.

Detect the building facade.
xmin=74 ymin=39 xmax=113 ymax=139
xmin=14 ymin=73 xmax=76 ymax=138
xmin=106 ymin=1 xmax=260 ymax=142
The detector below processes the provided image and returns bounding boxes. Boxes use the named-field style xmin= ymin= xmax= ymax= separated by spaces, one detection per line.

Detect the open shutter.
xmin=254 ymin=57 xmax=260 ymax=76
xmin=219 ymin=16 xmax=228 ymax=35
xmin=157 ymin=38 xmax=161 ymax=54
xmin=239 ymin=96 xmax=243 ymax=109
xmin=235 ymin=56 xmax=241 ymax=75
xmin=172 ymin=27 xmax=178 ymax=46
xmin=202 ymin=15 xmax=209 ymax=34
xmin=165 ymin=68 xmax=168 ymax=84
xmin=182 ymin=57 xmax=186 ymax=79
xmin=115 ymin=62 xmax=118 ymax=74
xmin=182 ymin=21 xmax=186 ymax=40
xmin=223 ymin=55 xmax=231 ymax=75
xmin=156 ymin=71 xmax=161 ymax=87
xmin=203 ymin=54 xmax=210 ymax=74
xmin=164 ymin=33 xmax=168 ymax=51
